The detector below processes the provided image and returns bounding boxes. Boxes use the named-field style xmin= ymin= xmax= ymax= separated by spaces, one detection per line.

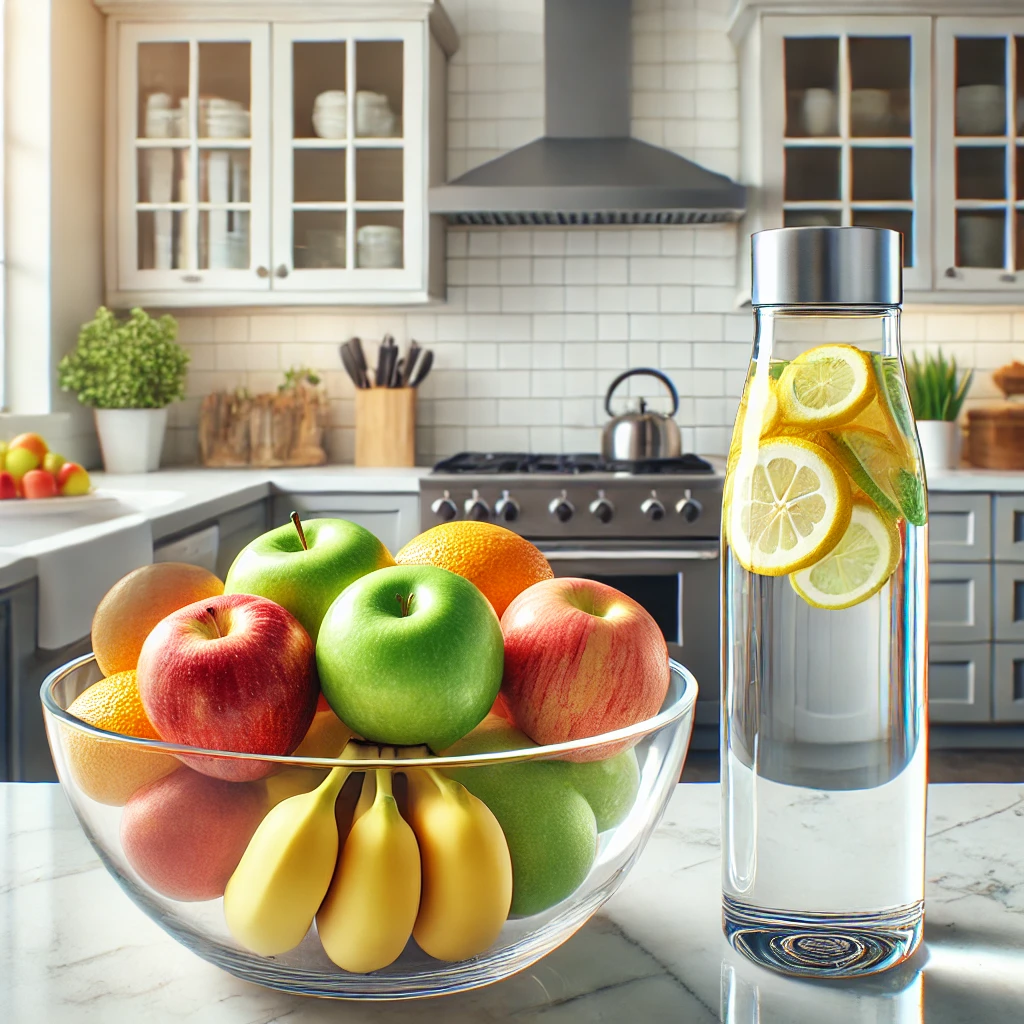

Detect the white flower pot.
xmin=94 ymin=408 xmax=168 ymax=474
xmin=916 ymin=419 xmax=961 ymax=476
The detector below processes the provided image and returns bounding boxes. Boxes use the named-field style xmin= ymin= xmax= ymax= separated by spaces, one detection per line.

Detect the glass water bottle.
xmin=721 ymin=226 xmax=928 ymax=978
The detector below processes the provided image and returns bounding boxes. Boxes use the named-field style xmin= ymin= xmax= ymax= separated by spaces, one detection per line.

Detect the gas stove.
xmin=422 ymin=451 xmax=724 ymax=540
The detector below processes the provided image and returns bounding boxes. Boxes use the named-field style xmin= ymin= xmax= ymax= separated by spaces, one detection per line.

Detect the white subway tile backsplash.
xmin=497 ymin=344 xmax=531 ymax=370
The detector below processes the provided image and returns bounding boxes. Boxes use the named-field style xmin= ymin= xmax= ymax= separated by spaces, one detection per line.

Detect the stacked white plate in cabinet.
xmin=313 ymin=91 xmax=347 ymax=139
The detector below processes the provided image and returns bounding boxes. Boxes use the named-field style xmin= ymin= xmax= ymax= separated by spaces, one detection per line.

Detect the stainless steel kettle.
xmin=601 ymin=368 xmax=682 ymax=462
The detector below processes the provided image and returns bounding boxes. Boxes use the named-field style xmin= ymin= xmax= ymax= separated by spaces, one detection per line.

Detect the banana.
xmin=406 ymin=767 xmax=512 ymax=962
xmin=223 ymin=743 xmax=359 ymax=957
xmin=316 ymin=755 xmax=421 ymax=974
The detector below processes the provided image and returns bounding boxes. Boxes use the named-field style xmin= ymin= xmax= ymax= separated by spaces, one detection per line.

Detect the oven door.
xmin=534 ymin=541 xmax=720 ymax=723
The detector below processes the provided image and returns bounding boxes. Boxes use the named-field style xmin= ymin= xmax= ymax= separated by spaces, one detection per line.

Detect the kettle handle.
xmin=604 ymin=368 xmax=679 ymax=418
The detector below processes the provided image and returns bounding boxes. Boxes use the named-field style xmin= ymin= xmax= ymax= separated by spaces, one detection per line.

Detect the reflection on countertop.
xmin=2 ymin=782 xmax=1021 ymax=1023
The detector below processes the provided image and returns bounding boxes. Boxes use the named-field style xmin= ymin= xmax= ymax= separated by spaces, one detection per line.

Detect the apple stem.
xmin=395 ymin=592 xmax=415 ymax=617
xmin=206 ymin=607 xmax=222 ymax=638
xmin=290 ymin=511 xmax=308 ymax=550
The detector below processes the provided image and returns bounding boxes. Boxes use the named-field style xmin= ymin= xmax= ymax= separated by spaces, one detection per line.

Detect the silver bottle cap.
xmin=751 ymin=226 xmax=902 ymax=307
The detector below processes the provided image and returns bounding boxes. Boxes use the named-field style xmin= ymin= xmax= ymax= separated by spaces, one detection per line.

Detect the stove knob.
xmin=589 ymin=494 xmax=615 ymax=524
xmin=464 ymin=488 xmax=491 ymax=521
xmin=431 ymin=491 xmax=458 ymax=522
xmin=494 ymin=490 xmax=520 ymax=523
xmin=549 ymin=491 xmax=575 ymax=524
xmin=641 ymin=495 xmax=666 ymax=522
xmin=675 ymin=497 xmax=703 ymax=523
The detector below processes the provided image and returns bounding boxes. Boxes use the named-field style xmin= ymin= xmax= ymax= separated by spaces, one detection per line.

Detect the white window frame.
xmin=762 ymin=15 xmax=933 ymax=292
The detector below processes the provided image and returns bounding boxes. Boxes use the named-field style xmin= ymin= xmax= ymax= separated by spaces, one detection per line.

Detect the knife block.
xmin=355 ymin=387 xmax=416 ymax=467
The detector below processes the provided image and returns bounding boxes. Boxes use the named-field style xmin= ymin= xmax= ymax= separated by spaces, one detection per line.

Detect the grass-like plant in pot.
xmin=905 ymin=349 xmax=973 ymax=474
xmin=58 ymin=307 xmax=189 ymax=474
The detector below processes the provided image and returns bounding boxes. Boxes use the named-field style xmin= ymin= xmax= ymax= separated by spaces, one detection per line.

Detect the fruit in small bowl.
xmin=41 ymin=653 xmax=696 ymax=999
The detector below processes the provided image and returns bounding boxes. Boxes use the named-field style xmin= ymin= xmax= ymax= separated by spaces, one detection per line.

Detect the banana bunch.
xmin=222 ymin=744 xmax=514 ymax=974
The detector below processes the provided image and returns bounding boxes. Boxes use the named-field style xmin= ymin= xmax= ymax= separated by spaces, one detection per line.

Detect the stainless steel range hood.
xmin=429 ymin=0 xmax=746 ymax=227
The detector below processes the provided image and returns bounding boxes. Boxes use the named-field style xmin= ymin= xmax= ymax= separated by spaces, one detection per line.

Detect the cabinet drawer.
xmin=993 ymin=643 xmax=1024 ymax=721
xmin=928 ymin=643 xmax=992 ymax=723
xmin=994 ymin=495 xmax=1024 ymax=562
xmin=928 ymin=563 xmax=991 ymax=643
xmin=994 ymin=563 xmax=1024 ymax=641
xmin=927 ymin=494 xmax=991 ymax=561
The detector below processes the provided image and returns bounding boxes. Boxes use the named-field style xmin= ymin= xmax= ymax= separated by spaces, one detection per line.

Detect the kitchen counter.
xmin=928 ymin=468 xmax=1024 ymax=491
xmin=2 ymin=782 xmax=1021 ymax=1023
xmin=90 ymin=465 xmax=429 ymax=540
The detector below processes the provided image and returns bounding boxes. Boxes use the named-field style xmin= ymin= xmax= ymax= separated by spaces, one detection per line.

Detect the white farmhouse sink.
xmin=0 ymin=488 xmax=186 ymax=649
xmin=0 ymin=489 xmax=184 ymax=548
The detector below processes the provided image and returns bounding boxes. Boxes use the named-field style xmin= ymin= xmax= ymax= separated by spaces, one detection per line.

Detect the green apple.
xmin=224 ymin=516 xmax=394 ymax=643
xmin=443 ymin=715 xmax=598 ymax=916
xmin=4 ymin=445 xmax=39 ymax=483
xmin=42 ymin=451 xmax=66 ymax=475
xmin=564 ymin=748 xmax=641 ymax=832
xmin=317 ymin=564 xmax=503 ymax=751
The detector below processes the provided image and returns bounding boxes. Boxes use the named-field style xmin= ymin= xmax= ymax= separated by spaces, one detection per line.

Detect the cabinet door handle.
xmin=256 ymin=265 xmax=270 ymax=278
xmin=182 ymin=273 xmax=202 ymax=284
xmin=275 ymin=264 xmax=290 ymax=279
xmin=944 ymin=266 xmax=958 ymax=279
xmin=1000 ymin=272 xmax=1017 ymax=283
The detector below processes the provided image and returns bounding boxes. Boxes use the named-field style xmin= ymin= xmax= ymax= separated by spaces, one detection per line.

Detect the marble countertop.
xmin=2 ymin=782 xmax=1021 ymax=1023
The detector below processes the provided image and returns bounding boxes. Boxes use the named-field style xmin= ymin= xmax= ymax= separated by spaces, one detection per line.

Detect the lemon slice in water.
xmin=728 ymin=436 xmax=852 ymax=576
xmin=777 ymin=344 xmax=874 ymax=428
xmin=790 ymin=499 xmax=901 ymax=610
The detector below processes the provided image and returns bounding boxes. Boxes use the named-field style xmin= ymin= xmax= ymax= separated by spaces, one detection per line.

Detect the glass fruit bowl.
xmin=41 ymin=654 xmax=696 ymax=1000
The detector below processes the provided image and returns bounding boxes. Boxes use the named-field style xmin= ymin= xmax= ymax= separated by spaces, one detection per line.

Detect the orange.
xmin=63 ymin=670 xmax=178 ymax=806
xmin=92 ymin=562 xmax=224 ymax=676
xmin=395 ymin=521 xmax=554 ymax=618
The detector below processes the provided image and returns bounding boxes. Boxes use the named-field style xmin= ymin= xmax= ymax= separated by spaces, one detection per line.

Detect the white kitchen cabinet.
xmin=935 ymin=19 xmax=1024 ymax=292
xmin=98 ymin=1 xmax=456 ymax=308
xmin=731 ymin=0 xmax=1024 ymax=301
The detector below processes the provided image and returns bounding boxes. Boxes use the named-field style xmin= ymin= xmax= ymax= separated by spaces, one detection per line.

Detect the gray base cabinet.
xmin=929 ymin=492 xmax=1024 ymax=728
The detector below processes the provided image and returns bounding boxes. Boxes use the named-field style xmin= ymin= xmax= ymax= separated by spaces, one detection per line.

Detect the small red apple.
xmin=21 ymin=468 xmax=59 ymax=499
xmin=0 ymin=472 xmax=16 ymax=500
xmin=57 ymin=462 xmax=91 ymax=496
xmin=137 ymin=593 xmax=319 ymax=781
xmin=500 ymin=577 xmax=670 ymax=761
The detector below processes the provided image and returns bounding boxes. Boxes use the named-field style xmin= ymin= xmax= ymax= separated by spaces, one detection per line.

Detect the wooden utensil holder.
xmin=355 ymin=387 xmax=416 ymax=467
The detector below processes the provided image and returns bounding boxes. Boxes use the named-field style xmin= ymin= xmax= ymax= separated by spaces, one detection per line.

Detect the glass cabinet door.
xmin=936 ymin=20 xmax=1024 ymax=289
xmin=272 ymin=23 xmax=423 ymax=291
xmin=772 ymin=18 xmax=932 ymax=291
xmin=120 ymin=24 xmax=270 ymax=292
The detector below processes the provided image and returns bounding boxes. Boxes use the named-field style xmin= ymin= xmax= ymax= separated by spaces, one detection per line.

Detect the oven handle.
xmin=540 ymin=548 xmax=719 ymax=562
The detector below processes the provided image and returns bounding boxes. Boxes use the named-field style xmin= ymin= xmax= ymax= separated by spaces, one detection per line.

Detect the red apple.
xmin=57 ymin=461 xmax=91 ymax=495
xmin=8 ymin=432 xmax=48 ymax=462
xmin=21 ymin=468 xmax=58 ymax=499
xmin=0 ymin=472 xmax=15 ymax=500
xmin=137 ymin=593 xmax=318 ymax=781
xmin=500 ymin=577 xmax=670 ymax=761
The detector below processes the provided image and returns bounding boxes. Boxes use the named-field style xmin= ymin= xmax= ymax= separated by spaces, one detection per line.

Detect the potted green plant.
xmin=58 ymin=307 xmax=189 ymax=474
xmin=906 ymin=349 xmax=973 ymax=474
